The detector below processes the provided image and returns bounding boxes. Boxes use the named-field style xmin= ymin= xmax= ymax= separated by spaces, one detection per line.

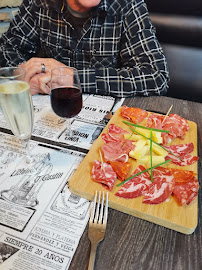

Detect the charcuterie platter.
xmin=69 ymin=107 xmax=198 ymax=234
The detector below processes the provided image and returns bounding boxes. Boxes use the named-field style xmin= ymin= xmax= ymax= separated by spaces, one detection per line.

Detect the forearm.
xmin=0 ymin=0 xmax=40 ymax=67
xmin=79 ymin=64 xmax=169 ymax=98
xmin=0 ymin=41 xmax=36 ymax=67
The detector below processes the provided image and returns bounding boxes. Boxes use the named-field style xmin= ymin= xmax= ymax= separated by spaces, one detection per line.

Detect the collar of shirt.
xmin=66 ymin=1 xmax=91 ymax=18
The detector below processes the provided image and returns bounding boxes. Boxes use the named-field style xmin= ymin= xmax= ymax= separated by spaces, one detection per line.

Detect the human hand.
xmin=29 ymin=73 xmax=51 ymax=95
xmin=19 ymin=58 xmax=67 ymax=95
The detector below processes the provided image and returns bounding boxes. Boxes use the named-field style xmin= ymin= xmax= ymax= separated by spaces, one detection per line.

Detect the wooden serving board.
xmin=69 ymin=108 xmax=198 ymax=234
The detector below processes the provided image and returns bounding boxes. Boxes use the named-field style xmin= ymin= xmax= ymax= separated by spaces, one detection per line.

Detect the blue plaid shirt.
xmin=0 ymin=0 xmax=169 ymax=97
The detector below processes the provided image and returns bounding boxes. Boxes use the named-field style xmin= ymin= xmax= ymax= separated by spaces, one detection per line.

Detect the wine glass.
xmin=50 ymin=67 xmax=82 ymax=137
xmin=0 ymin=67 xmax=34 ymax=163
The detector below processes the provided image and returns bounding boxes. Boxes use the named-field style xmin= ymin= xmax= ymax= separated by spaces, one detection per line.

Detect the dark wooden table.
xmin=69 ymin=96 xmax=202 ymax=270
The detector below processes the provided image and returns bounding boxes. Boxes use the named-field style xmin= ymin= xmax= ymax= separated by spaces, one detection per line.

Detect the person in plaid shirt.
xmin=0 ymin=0 xmax=169 ymax=97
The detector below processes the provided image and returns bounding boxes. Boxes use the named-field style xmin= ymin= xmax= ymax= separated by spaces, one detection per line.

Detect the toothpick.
xmin=99 ymin=149 xmax=105 ymax=173
xmin=162 ymin=104 xmax=173 ymax=124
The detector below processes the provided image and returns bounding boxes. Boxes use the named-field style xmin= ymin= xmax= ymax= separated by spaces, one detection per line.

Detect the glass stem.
xmin=66 ymin=119 xmax=73 ymax=137
xmin=21 ymin=138 xmax=32 ymax=163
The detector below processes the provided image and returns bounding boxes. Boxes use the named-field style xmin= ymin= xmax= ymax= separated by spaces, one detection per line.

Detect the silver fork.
xmin=88 ymin=191 xmax=108 ymax=270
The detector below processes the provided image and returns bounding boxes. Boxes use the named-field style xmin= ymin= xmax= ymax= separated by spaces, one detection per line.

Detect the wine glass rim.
xmin=0 ymin=66 xmax=26 ymax=79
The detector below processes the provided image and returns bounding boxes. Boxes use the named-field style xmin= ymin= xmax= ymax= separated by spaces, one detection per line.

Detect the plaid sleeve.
xmin=80 ymin=0 xmax=169 ymax=98
xmin=0 ymin=0 xmax=40 ymax=66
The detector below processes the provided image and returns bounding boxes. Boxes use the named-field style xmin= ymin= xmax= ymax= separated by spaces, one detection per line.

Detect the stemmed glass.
xmin=0 ymin=67 xmax=34 ymax=163
xmin=50 ymin=67 xmax=82 ymax=137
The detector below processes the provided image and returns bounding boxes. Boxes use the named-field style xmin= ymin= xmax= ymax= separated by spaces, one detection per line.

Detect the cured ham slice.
xmin=146 ymin=113 xmax=170 ymax=144
xmin=91 ymin=160 xmax=117 ymax=191
xmin=101 ymin=124 xmax=129 ymax=143
xmin=166 ymin=114 xmax=189 ymax=132
xmin=101 ymin=140 xmax=134 ymax=163
xmin=172 ymin=177 xmax=199 ymax=206
xmin=121 ymin=105 xmax=148 ymax=124
xmin=164 ymin=143 xmax=199 ymax=166
xmin=115 ymin=165 xmax=199 ymax=205
xmin=115 ymin=165 xmax=152 ymax=198
xmin=110 ymin=161 xmax=132 ymax=181
xmin=143 ymin=167 xmax=175 ymax=204
xmin=163 ymin=114 xmax=188 ymax=140
xmin=165 ymin=153 xmax=199 ymax=166
xmin=101 ymin=133 xmax=119 ymax=143
xmin=146 ymin=113 xmax=189 ymax=144
xmin=108 ymin=124 xmax=129 ymax=140
xmin=146 ymin=113 xmax=164 ymax=129
xmin=165 ymin=143 xmax=194 ymax=156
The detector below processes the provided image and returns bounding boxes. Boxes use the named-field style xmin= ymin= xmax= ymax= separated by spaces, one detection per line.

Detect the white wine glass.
xmin=50 ymin=67 xmax=82 ymax=137
xmin=0 ymin=67 xmax=34 ymax=163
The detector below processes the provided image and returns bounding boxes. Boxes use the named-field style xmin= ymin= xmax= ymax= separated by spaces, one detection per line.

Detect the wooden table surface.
xmin=69 ymin=96 xmax=202 ymax=270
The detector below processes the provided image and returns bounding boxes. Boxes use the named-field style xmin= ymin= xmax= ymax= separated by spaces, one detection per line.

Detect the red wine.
xmin=51 ymin=87 xmax=82 ymax=118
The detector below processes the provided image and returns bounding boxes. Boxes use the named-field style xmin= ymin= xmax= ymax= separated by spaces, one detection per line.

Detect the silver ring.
xmin=41 ymin=63 xmax=46 ymax=73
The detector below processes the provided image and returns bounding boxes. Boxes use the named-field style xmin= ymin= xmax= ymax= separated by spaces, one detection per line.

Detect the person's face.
xmin=67 ymin=0 xmax=101 ymax=12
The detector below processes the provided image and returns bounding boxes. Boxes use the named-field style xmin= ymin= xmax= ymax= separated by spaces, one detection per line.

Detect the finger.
xmin=38 ymin=73 xmax=51 ymax=94
xmin=29 ymin=73 xmax=46 ymax=95
xmin=30 ymin=86 xmax=44 ymax=96
xmin=20 ymin=58 xmax=48 ymax=82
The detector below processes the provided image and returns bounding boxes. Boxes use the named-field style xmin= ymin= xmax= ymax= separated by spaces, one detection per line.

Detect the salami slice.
xmin=91 ymin=160 xmax=117 ymax=191
xmin=101 ymin=140 xmax=134 ymax=163
xmin=110 ymin=161 xmax=132 ymax=181
xmin=168 ymin=168 xmax=196 ymax=184
xmin=121 ymin=105 xmax=148 ymax=124
xmin=115 ymin=165 xmax=152 ymax=198
xmin=143 ymin=167 xmax=175 ymax=204
xmin=172 ymin=177 xmax=199 ymax=206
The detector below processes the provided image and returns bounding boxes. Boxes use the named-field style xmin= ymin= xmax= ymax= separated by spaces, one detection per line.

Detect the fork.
xmin=88 ymin=191 xmax=108 ymax=270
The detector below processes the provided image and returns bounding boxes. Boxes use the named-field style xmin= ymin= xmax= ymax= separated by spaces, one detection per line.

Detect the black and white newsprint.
xmin=0 ymin=94 xmax=124 ymax=270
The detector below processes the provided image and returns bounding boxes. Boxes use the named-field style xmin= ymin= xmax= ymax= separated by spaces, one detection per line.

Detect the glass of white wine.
xmin=0 ymin=67 xmax=34 ymax=163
